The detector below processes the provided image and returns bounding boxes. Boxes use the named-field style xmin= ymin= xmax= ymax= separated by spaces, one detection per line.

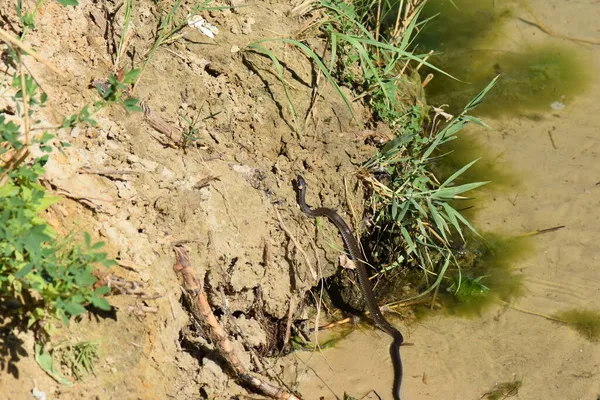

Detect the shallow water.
xmin=417 ymin=0 xmax=592 ymax=117
xmin=291 ymin=1 xmax=600 ymax=398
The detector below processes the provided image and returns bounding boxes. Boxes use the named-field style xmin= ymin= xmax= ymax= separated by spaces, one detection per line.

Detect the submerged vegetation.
xmin=554 ymin=309 xmax=600 ymax=342
xmin=415 ymin=0 xmax=591 ymax=116
xmin=482 ymin=379 xmax=522 ymax=400
xmin=439 ymin=232 xmax=529 ymax=315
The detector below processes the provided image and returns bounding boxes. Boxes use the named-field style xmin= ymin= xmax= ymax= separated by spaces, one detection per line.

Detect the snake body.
xmin=295 ymin=175 xmax=404 ymax=400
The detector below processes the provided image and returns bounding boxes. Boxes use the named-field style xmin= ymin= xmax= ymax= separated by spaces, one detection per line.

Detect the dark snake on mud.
xmin=295 ymin=175 xmax=404 ymax=400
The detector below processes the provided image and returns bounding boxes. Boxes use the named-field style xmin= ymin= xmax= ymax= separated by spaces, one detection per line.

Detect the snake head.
xmin=295 ymin=175 xmax=306 ymax=191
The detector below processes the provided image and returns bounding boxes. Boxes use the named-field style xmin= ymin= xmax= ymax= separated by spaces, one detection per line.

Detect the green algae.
xmin=443 ymin=231 xmax=531 ymax=316
xmin=434 ymin=128 xmax=519 ymax=189
xmin=413 ymin=231 xmax=531 ymax=318
xmin=414 ymin=0 xmax=592 ymax=116
xmin=554 ymin=309 xmax=600 ymax=342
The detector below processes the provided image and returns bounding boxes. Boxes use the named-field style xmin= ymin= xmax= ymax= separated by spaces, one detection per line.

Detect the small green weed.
xmin=93 ymin=67 xmax=143 ymax=113
xmin=114 ymin=0 xmax=134 ymax=68
xmin=36 ymin=340 xmax=99 ymax=384
xmin=16 ymin=0 xmax=80 ymax=39
xmin=179 ymin=106 xmax=222 ymax=150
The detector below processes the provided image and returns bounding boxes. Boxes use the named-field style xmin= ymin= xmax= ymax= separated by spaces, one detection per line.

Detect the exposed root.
xmin=173 ymin=246 xmax=303 ymax=400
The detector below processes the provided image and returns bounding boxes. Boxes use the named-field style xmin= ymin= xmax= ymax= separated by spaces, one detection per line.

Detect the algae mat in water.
xmin=415 ymin=0 xmax=591 ymax=116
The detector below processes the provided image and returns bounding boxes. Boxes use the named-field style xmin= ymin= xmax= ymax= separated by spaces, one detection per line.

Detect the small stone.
xmin=160 ymin=166 xmax=176 ymax=181
xmin=241 ymin=17 xmax=255 ymax=35
xmin=235 ymin=315 xmax=267 ymax=347
xmin=199 ymin=186 xmax=211 ymax=201
xmin=138 ymin=158 xmax=158 ymax=171
xmin=115 ymin=181 xmax=137 ymax=199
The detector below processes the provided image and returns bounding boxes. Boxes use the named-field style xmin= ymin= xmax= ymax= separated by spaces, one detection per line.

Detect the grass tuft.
xmin=361 ymin=77 xmax=499 ymax=300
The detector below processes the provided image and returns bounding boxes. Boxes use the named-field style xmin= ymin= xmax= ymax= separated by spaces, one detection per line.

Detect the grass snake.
xmin=295 ymin=175 xmax=404 ymax=400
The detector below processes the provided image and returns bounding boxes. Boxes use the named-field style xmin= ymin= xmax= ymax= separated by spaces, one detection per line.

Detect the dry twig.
xmin=519 ymin=6 xmax=600 ymax=46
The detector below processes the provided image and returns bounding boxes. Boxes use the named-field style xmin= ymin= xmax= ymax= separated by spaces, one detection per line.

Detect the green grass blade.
xmin=251 ymin=38 xmax=353 ymax=115
xmin=318 ymin=0 xmax=375 ymax=40
xmin=445 ymin=204 xmax=479 ymax=235
xmin=431 ymin=181 xmax=489 ymax=199
xmin=337 ymin=33 xmax=391 ymax=104
xmin=401 ymin=225 xmax=417 ymax=255
xmin=440 ymin=202 xmax=464 ymax=240
xmin=463 ymin=75 xmax=500 ymax=113
xmin=405 ymin=255 xmax=451 ymax=301
xmin=329 ymin=31 xmax=338 ymax=71
xmin=395 ymin=199 xmax=411 ymax=223
xmin=408 ymin=198 xmax=427 ymax=218
xmin=439 ymin=158 xmax=480 ymax=188
xmin=336 ymin=33 xmax=458 ymax=81
xmin=427 ymin=199 xmax=449 ymax=242
xmin=247 ymin=43 xmax=297 ymax=120
xmin=399 ymin=3 xmax=425 ymax=52
xmin=416 ymin=219 xmax=430 ymax=240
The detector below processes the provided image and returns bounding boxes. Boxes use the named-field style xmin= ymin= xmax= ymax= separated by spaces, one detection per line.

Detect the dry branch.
xmin=172 ymin=246 xmax=302 ymax=400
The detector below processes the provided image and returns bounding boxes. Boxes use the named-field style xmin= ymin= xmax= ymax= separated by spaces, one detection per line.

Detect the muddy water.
xmin=292 ymin=1 xmax=600 ymax=399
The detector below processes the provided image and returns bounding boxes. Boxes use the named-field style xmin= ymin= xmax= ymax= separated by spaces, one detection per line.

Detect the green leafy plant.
xmin=360 ymin=77 xmax=499 ymax=298
xmin=179 ymin=107 xmax=222 ymax=149
xmin=0 ymin=35 xmax=130 ymax=332
xmin=94 ymin=68 xmax=143 ymax=112
xmin=0 ymin=116 xmax=115 ymax=329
